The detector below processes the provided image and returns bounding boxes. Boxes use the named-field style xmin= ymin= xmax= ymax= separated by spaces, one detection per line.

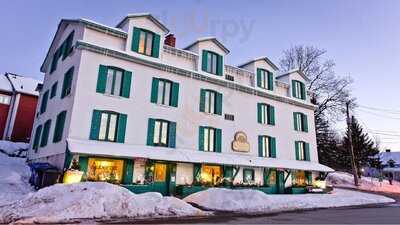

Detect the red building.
xmin=0 ymin=73 xmax=41 ymax=142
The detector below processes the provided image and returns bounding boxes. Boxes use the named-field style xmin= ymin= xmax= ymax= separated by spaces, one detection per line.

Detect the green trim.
xmin=61 ymin=67 xmax=74 ymax=98
xmin=50 ymin=82 xmax=58 ymax=99
xmin=40 ymin=90 xmax=49 ymax=114
xmin=40 ymin=119 xmax=52 ymax=147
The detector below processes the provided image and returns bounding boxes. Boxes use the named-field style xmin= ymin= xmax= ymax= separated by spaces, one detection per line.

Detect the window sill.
xmin=201 ymin=112 xmax=221 ymax=117
xmin=101 ymin=93 xmax=126 ymax=99
xmin=153 ymin=103 xmax=176 ymax=109
xmin=258 ymin=123 xmax=275 ymax=127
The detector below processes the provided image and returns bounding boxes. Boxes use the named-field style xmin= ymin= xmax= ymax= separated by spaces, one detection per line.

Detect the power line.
xmin=358 ymin=104 xmax=400 ymax=114
xmin=356 ymin=108 xmax=400 ymax=120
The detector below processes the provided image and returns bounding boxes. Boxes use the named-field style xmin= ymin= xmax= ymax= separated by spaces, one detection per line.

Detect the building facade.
xmin=0 ymin=73 xmax=41 ymax=142
xmin=27 ymin=13 xmax=333 ymax=195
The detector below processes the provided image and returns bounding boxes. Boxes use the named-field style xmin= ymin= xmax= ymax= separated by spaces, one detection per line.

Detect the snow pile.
xmin=327 ymin=171 xmax=400 ymax=194
xmin=0 ymin=182 xmax=205 ymax=224
xmin=184 ymin=188 xmax=394 ymax=214
xmin=0 ymin=152 xmax=32 ymax=207
xmin=0 ymin=140 xmax=29 ymax=157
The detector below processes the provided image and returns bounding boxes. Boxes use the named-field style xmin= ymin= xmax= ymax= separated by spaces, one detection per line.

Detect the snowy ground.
xmin=184 ymin=188 xmax=395 ymax=214
xmin=0 ymin=140 xmax=29 ymax=157
xmin=327 ymin=171 xmax=400 ymax=194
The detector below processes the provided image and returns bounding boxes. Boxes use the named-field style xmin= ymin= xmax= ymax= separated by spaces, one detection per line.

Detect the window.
xmin=49 ymin=30 xmax=74 ymax=73
xmin=243 ymin=168 xmax=255 ymax=183
xmin=40 ymin=119 xmax=51 ymax=147
xmin=32 ymin=125 xmax=42 ymax=151
xmin=201 ymin=165 xmax=222 ymax=185
xmin=61 ymin=67 xmax=74 ymax=98
xmin=202 ymin=50 xmax=223 ymax=76
xmin=293 ymin=112 xmax=308 ymax=132
xmin=40 ymin=90 xmax=49 ymax=114
xmin=97 ymin=65 xmax=132 ymax=98
xmin=295 ymin=141 xmax=310 ymax=161
xmin=87 ymin=158 xmax=124 ymax=183
xmin=292 ymin=170 xmax=306 ymax=187
xmin=131 ymin=28 xmax=160 ymax=58
xmin=90 ymin=110 xmax=127 ymax=143
xmin=200 ymin=89 xmax=222 ymax=115
xmin=150 ymin=78 xmax=179 ymax=107
xmin=257 ymin=68 xmax=273 ymax=90
xmin=257 ymin=103 xmax=275 ymax=125
xmin=147 ymin=118 xmax=176 ymax=148
xmin=199 ymin=126 xmax=222 ymax=152
xmin=50 ymin=82 xmax=58 ymax=99
xmin=0 ymin=94 xmax=11 ymax=105
xmin=53 ymin=110 xmax=67 ymax=143
xmin=292 ymin=80 xmax=306 ymax=100
xmin=258 ymin=136 xmax=276 ymax=158
xmin=154 ymin=163 xmax=167 ymax=182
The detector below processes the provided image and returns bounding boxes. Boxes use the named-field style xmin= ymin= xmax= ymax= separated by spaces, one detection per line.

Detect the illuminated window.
xmin=87 ymin=158 xmax=124 ymax=183
xmin=268 ymin=170 xmax=276 ymax=185
xmin=154 ymin=163 xmax=167 ymax=182
xmin=293 ymin=170 xmax=306 ymax=186
xmin=201 ymin=165 xmax=222 ymax=185
xmin=138 ymin=29 xmax=154 ymax=56
xmin=98 ymin=111 xmax=119 ymax=142
xmin=0 ymin=94 xmax=10 ymax=105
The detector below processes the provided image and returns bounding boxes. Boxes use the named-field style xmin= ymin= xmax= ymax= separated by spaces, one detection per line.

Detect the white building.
xmin=27 ymin=13 xmax=333 ymax=196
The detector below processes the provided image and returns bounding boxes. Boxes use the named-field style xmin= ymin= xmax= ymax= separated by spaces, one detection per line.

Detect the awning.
xmin=67 ymin=139 xmax=334 ymax=172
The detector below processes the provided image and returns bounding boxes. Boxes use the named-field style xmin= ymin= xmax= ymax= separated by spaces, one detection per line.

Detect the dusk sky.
xmin=1 ymin=0 xmax=399 ymax=150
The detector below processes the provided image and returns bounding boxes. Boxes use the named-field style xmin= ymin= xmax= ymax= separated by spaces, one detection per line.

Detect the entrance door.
xmin=277 ymin=170 xmax=285 ymax=194
xmin=153 ymin=163 xmax=168 ymax=195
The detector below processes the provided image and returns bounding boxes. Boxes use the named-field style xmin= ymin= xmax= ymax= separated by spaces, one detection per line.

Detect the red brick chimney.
xmin=164 ymin=33 xmax=176 ymax=47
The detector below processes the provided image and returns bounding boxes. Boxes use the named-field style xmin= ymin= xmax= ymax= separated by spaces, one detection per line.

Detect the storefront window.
xmin=154 ymin=163 xmax=167 ymax=182
xmin=243 ymin=168 xmax=255 ymax=183
xmin=293 ymin=170 xmax=306 ymax=187
xmin=268 ymin=170 xmax=276 ymax=185
xmin=201 ymin=165 xmax=222 ymax=185
xmin=87 ymin=158 xmax=124 ymax=183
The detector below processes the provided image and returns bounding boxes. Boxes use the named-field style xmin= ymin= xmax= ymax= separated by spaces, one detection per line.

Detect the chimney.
xmin=386 ymin=149 xmax=391 ymax=152
xmin=164 ymin=33 xmax=176 ymax=47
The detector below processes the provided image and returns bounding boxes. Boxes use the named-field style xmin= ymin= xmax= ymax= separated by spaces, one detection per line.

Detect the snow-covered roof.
xmin=379 ymin=151 xmax=400 ymax=165
xmin=116 ymin=13 xmax=170 ymax=33
xmin=276 ymin=68 xmax=310 ymax=82
xmin=184 ymin=37 xmax=230 ymax=54
xmin=238 ymin=56 xmax=279 ymax=71
xmin=0 ymin=74 xmax=13 ymax=93
xmin=68 ymin=139 xmax=334 ymax=172
xmin=5 ymin=73 xmax=42 ymax=96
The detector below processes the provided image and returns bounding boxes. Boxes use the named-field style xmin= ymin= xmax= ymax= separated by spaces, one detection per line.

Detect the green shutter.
xmin=295 ymin=141 xmax=300 ymax=160
xmin=79 ymin=156 xmax=88 ymax=179
xmin=305 ymin=143 xmax=311 ymax=161
xmin=263 ymin=168 xmax=270 ymax=185
xmin=270 ymin=137 xmax=276 ymax=158
xmin=170 ymin=82 xmax=179 ymax=107
xmin=50 ymin=82 xmax=58 ymax=99
xmin=116 ymin=113 xmax=127 ymax=143
xmin=198 ymin=126 xmax=204 ymax=151
xmin=292 ymin=80 xmax=297 ymax=98
xmin=215 ymin=92 xmax=223 ymax=115
xmin=146 ymin=118 xmax=155 ymax=146
xmin=61 ymin=67 xmax=74 ymax=98
xmin=53 ymin=111 xmax=67 ymax=143
xmin=216 ymin=54 xmax=223 ymax=76
xmin=40 ymin=120 xmax=51 ymax=147
xmin=121 ymin=70 xmax=132 ymax=98
xmin=223 ymin=166 xmax=233 ymax=179
xmin=151 ymin=33 xmax=160 ymax=58
xmin=301 ymin=82 xmax=306 ymax=100
xmin=123 ymin=159 xmax=134 ymax=184
xmin=215 ymin=128 xmax=222 ymax=153
xmin=306 ymin=171 xmax=313 ymax=185
xmin=268 ymin=105 xmax=275 ymax=125
xmin=40 ymin=90 xmax=49 ymax=114
xmin=258 ymin=136 xmax=263 ymax=157
xmin=193 ymin=163 xmax=202 ymax=182
xmin=89 ymin=110 xmax=101 ymax=140
xmin=96 ymin=65 xmax=108 ymax=94
xmin=303 ymin=114 xmax=309 ymax=132
xmin=201 ymin=50 xmax=208 ymax=72
xmin=199 ymin=89 xmax=206 ymax=112
xmin=150 ymin=78 xmax=159 ymax=103
xmin=131 ymin=27 xmax=141 ymax=52
xmin=257 ymin=103 xmax=262 ymax=123
xmin=293 ymin=112 xmax=298 ymax=131
xmin=62 ymin=31 xmax=74 ymax=60
xmin=267 ymin=71 xmax=274 ymax=91
xmin=33 ymin=125 xmax=42 ymax=151
xmin=257 ymin=68 xmax=262 ymax=88
xmin=168 ymin=121 xmax=176 ymax=148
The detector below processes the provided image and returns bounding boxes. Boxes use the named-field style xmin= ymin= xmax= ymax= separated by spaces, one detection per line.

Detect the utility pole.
xmin=346 ymin=101 xmax=359 ymax=186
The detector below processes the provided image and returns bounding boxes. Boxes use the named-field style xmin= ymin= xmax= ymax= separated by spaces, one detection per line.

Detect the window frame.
xmin=137 ymin=29 xmax=155 ymax=56
xmin=156 ymin=79 xmax=173 ymax=106
xmin=293 ymin=80 xmax=305 ymax=99
xmin=297 ymin=141 xmax=307 ymax=161
xmin=98 ymin=111 xmax=120 ymax=142
xmin=204 ymin=90 xmax=217 ymax=114
xmin=259 ymin=103 xmax=273 ymax=125
xmin=0 ymin=94 xmax=11 ymax=105
xmin=260 ymin=136 xmax=271 ymax=157
xmin=153 ymin=119 xmax=170 ymax=147
xmin=104 ymin=66 xmax=124 ymax=96
xmin=243 ymin=168 xmax=255 ymax=183
xmin=203 ymin=127 xmax=216 ymax=152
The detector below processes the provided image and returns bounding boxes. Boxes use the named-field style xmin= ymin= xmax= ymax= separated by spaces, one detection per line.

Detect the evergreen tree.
xmin=342 ymin=117 xmax=380 ymax=175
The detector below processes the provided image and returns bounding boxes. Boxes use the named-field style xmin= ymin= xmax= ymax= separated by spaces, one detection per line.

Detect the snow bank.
xmin=0 ymin=153 xmax=32 ymax=207
xmin=0 ymin=140 xmax=29 ymax=157
xmin=0 ymin=182 xmax=204 ymax=224
xmin=184 ymin=188 xmax=395 ymax=214
xmin=327 ymin=171 xmax=400 ymax=194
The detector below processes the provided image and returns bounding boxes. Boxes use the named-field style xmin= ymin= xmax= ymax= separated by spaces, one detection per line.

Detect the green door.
xmin=277 ymin=170 xmax=285 ymax=194
xmin=167 ymin=163 xmax=177 ymax=196
xmin=153 ymin=163 xmax=168 ymax=195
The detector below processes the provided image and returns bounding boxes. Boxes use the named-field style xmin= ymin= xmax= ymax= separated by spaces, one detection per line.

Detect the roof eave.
xmin=116 ymin=13 xmax=169 ymax=33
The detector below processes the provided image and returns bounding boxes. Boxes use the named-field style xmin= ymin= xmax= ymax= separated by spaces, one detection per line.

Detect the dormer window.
xmin=131 ymin=28 xmax=160 ymax=58
xmin=292 ymin=80 xmax=306 ymax=100
xmin=257 ymin=68 xmax=273 ymax=91
xmin=202 ymin=50 xmax=223 ymax=76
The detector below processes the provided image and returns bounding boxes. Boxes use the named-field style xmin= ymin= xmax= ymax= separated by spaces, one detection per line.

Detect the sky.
xmin=1 ymin=0 xmax=399 ymax=151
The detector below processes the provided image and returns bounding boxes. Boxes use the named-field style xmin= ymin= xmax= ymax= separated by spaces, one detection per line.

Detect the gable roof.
xmin=183 ymin=37 xmax=230 ymax=54
xmin=276 ymin=68 xmax=310 ymax=81
xmin=238 ymin=56 xmax=279 ymax=71
xmin=5 ymin=73 xmax=42 ymax=96
xmin=116 ymin=13 xmax=169 ymax=33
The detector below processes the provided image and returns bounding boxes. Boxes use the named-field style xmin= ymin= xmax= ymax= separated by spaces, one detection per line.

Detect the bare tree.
xmin=279 ymin=45 xmax=353 ymax=121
